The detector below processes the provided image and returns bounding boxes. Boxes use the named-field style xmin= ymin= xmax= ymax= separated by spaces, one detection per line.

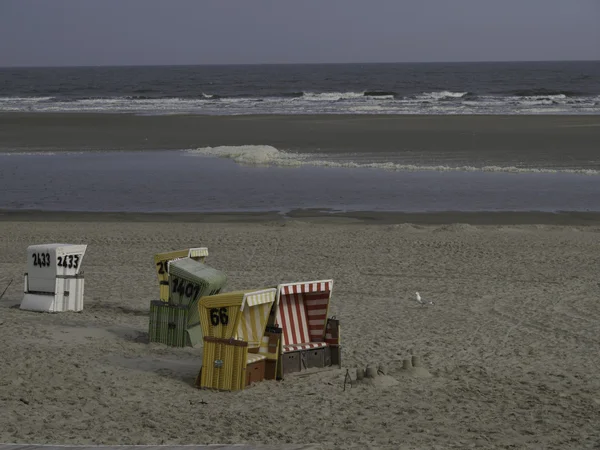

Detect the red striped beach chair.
xmin=273 ymin=279 xmax=341 ymax=377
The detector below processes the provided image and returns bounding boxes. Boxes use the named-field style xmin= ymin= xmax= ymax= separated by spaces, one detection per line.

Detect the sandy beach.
xmin=1 ymin=213 xmax=599 ymax=449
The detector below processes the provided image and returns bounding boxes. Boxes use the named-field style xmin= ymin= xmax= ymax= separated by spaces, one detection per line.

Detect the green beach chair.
xmin=149 ymin=257 xmax=227 ymax=347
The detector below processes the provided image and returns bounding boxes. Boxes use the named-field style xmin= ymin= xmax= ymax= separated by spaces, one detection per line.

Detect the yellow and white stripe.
xmin=188 ymin=247 xmax=209 ymax=259
xmin=236 ymin=289 xmax=276 ymax=348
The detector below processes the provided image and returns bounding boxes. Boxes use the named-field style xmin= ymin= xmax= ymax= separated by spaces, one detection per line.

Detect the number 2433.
xmin=58 ymin=255 xmax=80 ymax=269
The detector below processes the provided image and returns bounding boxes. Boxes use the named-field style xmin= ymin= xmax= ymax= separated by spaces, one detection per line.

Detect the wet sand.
xmin=3 ymin=209 xmax=600 ymax=226
xmin=2 ymin=113 xmax=600 ymax=169
xmin=1 ymin=213 xmax=599 ymax=449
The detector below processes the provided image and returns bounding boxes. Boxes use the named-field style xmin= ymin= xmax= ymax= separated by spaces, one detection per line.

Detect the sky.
xmin=0 ymin=0 xmax=599 ymax=67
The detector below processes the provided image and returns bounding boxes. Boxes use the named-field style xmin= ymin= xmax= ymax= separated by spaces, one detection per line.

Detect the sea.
xmin=1 ymin=61 xmax=600 ymax=214
xmin=1 ymin=61 xmax=599 ymax=115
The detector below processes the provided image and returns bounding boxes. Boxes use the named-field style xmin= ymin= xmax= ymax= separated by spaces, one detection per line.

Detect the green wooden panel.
xmin=186 ymin=323 xmax=203 ymax=347
xmin=149 ymin=258 xmax=227 ymax=348
xmin=168 ymin=258 xmax=227 ymax=307
xmin=148 ymin=301 xmax=189 ymax=347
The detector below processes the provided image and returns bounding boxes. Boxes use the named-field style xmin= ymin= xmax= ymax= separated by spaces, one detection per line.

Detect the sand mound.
xmin=434 ymin=223 xmax=480 ymax=233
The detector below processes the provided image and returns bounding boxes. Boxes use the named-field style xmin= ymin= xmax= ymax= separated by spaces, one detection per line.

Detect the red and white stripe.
xmin=278 ymin=293 xmax=310 ymax=347
xmin=275 ymin=280 xmax=333 ymax=351
xmin=305 ymin=293 xmax=330 ymax=341
xmin=281 ymin=281 xmax=332 ymax=296
xmin=283 ymin=342 xmax=327 ymax=352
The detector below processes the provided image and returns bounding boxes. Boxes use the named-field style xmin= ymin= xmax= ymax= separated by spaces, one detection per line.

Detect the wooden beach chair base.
xmin=245 ymin=354 xmax=266 ymax=386
xmin=198 ymin=336 xmax=249 ymax=391
xmin=148 ymin=300 xmax=204 ymax=348
xmin=277 ymin=318 xmax=342 ymax=377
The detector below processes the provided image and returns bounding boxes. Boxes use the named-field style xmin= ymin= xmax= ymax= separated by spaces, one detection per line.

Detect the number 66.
xmin=210 ymin=308 xmax=229 ymax=326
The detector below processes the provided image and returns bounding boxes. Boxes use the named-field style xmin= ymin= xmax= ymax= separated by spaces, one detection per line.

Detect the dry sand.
xmin=1 ymin=217 xmax=599 ymax=449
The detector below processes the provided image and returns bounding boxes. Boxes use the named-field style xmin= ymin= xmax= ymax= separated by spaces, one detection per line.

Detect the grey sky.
xmin=1 ymin=0 xmax=598 ymax=67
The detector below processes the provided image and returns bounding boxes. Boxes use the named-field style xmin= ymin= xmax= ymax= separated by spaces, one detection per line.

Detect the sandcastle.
xmin=349 ymin=354 xmax=432 ymax=389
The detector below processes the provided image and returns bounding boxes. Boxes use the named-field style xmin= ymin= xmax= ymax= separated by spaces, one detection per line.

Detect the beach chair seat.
xmin=273 ymin=280 xmax=341 ymax=377
xmin=283 ymin=342 xmax=327 ymax=352
xmin=195 ymin=288 xmax=278 ymax=391
xmin=246 ymin=353 xmax=267 ymax=364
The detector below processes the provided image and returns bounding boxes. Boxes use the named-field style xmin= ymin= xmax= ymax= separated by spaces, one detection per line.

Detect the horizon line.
xmin=1 ymin=58 xmax=599 ymax=69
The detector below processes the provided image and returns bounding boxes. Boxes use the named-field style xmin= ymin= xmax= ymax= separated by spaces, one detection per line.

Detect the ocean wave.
xmin=0 ymin=151 xmax=58 ymax=156
xmin=508 ymin=88 xmax=585 ymax=97
xmin=0 ymin=96 xmax=54 ymax=102
xmin=0 ymin=91 xmax=598 ymax=115
xmin=302 ymin=92 xmax=365 ymax=101
xmin=364 ymin=90 xmax=398 ymax=97
xmin=186 ymin=145 xmax=600 ymax=176
xmin=414 ymin=91 xmax=470 ymax=101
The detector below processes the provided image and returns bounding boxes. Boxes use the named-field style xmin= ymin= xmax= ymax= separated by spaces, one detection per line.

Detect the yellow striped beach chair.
xmin=195 ymin=288 xmax=280 ymax=391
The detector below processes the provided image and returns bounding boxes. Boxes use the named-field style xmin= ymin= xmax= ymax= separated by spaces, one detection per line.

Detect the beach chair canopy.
xmin=168 ymin=257 xmax=226 ymax=306
xmin=274 ymin=280 xmax=333 ymax=352
xmin=154 ymin=247 xmax=209 ymax=301
xmin=199 ymin=288 xmax=276 ymax=347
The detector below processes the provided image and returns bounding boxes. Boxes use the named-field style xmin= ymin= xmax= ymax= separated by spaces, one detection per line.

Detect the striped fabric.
xmin=325 ymin=333 xmax=337 ymax=345
xmin=278 ymin=293 xmax=310 ymax=347
xmin=236 ymin=301 xmax=273 ymax=348
xmin=242 ymin=289 xmax=276 ymax=309
xmin=275 ymin=280 xmax=333 ymax=353
xmin=305 ymin=292 xmax=330 ymax=341
xmin=258 ymin=335 xmax=279 ymax=360
xmin=246 ymin=353 xmax=267 ymax=364
xmin=166 ymin=248 xmax=209 ymax=272
xmin=281 ymin=281 xmax=332 ymax=296
xmin=235 ymin=289 xmax=276 ymax=348
xmin=188 ymin=247 xmax=209 ymax=258
xmin=283 ymin=342 xmax=327 ymax=352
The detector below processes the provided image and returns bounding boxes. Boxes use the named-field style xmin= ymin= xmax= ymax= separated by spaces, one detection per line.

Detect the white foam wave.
xmin=186 ymin=145 xmax=600 ymax=176
xmin=416 ymin=91 xmax=468 ymax=100
xmin=186 ymin=145 xmax=307 ymax=166
xmin=0 ymin=96 xmax=54 ymax=104
xmin=0 ymin=92 xmax=598 ymax=115
xmin=302 ymin=92 xmax=364 ymax=101
xmin=0 ymin=151 xmax=58 ymax=156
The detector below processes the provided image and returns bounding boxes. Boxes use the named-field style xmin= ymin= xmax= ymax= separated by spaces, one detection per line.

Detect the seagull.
xmin=415 ymin=292 xmax=423 ymax=305
xmin=415 ymin=291 xmax=434 ymax=306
